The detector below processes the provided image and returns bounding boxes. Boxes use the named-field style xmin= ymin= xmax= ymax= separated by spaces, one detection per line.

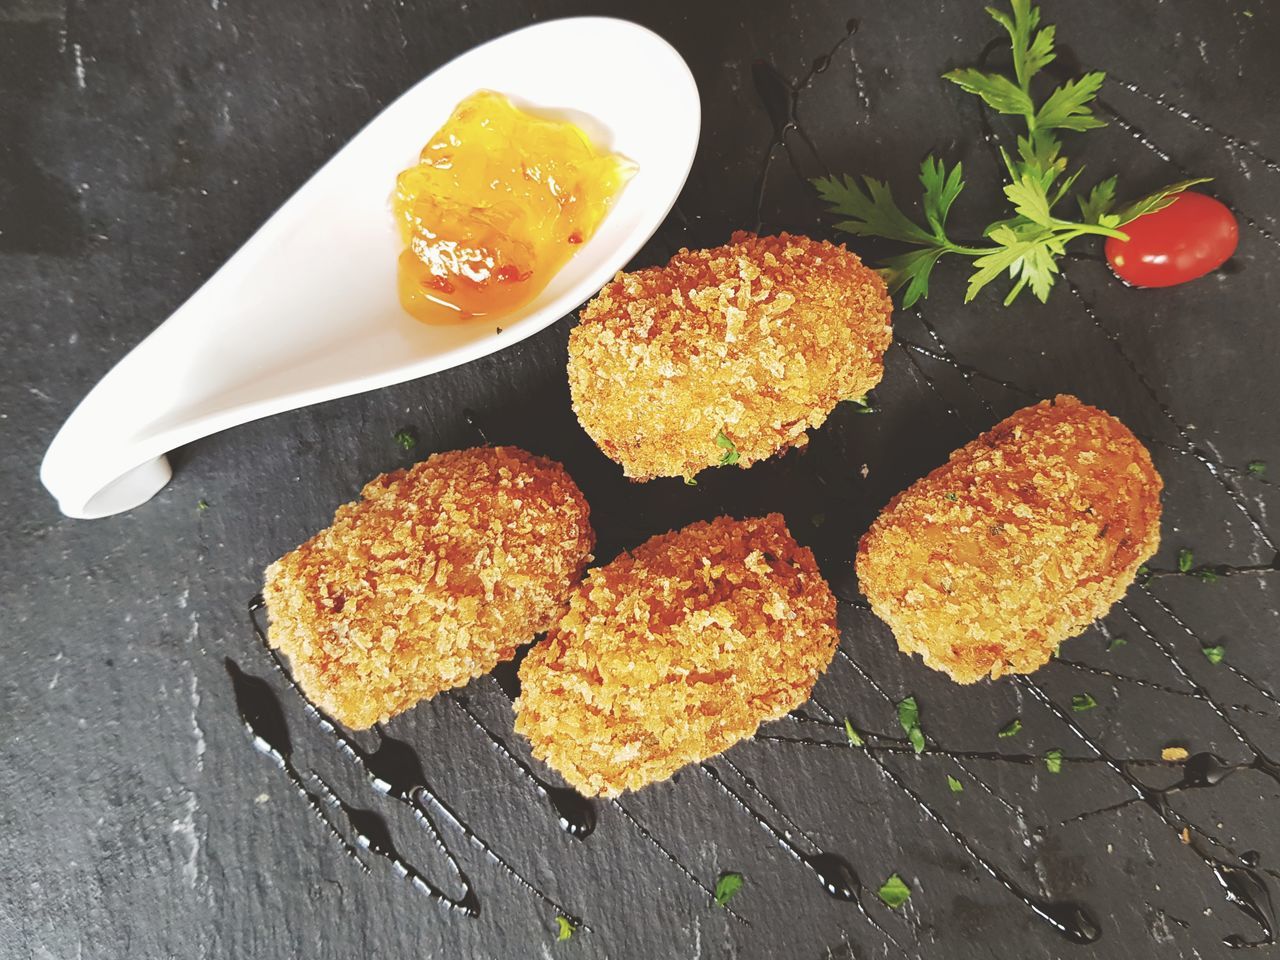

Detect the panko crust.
xmin=567 ymin=231 xmax=893 ymax=481
xmin=514 ymin=513 xmax=840 ymax=797
xmin=856 ymin=395 xmax=1162 ymax=683
xmin=262 ymin=446 xmax=594 ymax=729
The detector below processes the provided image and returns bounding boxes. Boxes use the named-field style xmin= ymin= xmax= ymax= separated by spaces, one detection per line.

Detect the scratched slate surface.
xmin=3 ymin=1 xmax=1279 ymax=957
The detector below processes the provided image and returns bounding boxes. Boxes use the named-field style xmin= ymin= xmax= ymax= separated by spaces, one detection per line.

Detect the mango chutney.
xmin=393 ymin=90 xmax=635 ymax=324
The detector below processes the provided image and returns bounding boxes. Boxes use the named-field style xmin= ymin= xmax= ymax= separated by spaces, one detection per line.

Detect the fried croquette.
xmin=567 ymin=231 xmax=893 ymax=481
xmin=514 ymin=513 xmax=839 ymax=796
xmin=262 ymin=446 xmax=594 ymax=729
xmin=857 ymin=395 xmax=1162 ymax=683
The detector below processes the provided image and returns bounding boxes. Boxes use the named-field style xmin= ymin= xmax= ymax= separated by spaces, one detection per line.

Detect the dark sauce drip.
xmin=223 ymin=657 xmax=366 ymax=867
xmin=447 ymin=692 xmax=597 ymax=840
xmin=1136 ymin=587 xmax=1280 ymax=714
xmin=1053 ymin=656 xmax=1276 ymax=721
xmin=1019 ymin=677 xmax=1278 ymax=949
xmin=308 ymin=771 xmax=479 ymax=917
xmin=1107 ymin=75 xmax=1280 ymax=175
xmin=1065 ymin=281 xmax=1276 ymax=552
xmin=461 ymin=407 xmax=492 ymax=445
xmin=1046 ymin=45 xmax=1280 ymax=252
xmin=750 ymin=19 xmax=859 ymax=230
xmin=245 ymin=596 xmax=583 ymax=925
xmin=858 ymin=741 xmax=1101 ymax=944
xmin=1120 ymin=600 xmax=1274 ymax=762
xmin=698 ymin=762 xmax=899 ymax=947
xmin=832 ymin=648 xmax=1024 ymax=815
xmin=607 ymin=798 xmax=749 ymax=926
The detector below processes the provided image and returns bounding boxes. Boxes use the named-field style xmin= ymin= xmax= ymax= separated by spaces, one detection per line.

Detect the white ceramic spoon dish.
xmin=40 ymin=17 xmax=699 ymax=519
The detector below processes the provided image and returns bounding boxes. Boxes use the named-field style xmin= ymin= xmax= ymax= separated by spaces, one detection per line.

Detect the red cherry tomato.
xmin=1105 ymin=191 xmax=1238 ymax=288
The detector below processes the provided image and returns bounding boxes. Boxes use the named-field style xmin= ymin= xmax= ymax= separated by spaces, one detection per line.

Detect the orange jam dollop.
xmin=393 ymin=90 xmax=635 ymax=324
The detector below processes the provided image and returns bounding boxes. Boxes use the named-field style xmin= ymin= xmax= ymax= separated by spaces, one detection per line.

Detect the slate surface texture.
xmin=3 ymin=1 xmax=1279 ymax=958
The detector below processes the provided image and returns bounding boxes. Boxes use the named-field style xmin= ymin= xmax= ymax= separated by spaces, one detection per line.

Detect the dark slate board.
xmin=3 ymin=1 xmax=1279 ymax=958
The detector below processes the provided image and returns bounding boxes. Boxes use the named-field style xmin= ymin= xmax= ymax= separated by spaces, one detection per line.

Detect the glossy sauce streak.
xmin=247 ymin=596 xmax=583 ymax=925
xmin=698 ymin=762 xmax=899 ymax=949
xmin=309 ymin=771 xmax=480 ymax=917
xmin=223 ymin=657 xmax=367 ymax=868
xmin=1020 ymin=677 xmax=1277 ymax=948
xmin=750 ymin=18 xmax=859 ymax=230
xmin=449 ymin=687 xmax=597 ymax=840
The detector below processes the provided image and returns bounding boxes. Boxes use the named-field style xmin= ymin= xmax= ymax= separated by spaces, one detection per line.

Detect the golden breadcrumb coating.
xmin=568 ymin=231 xmax=893 ymax=481
xmin=262 ymin=446 xmax=594 ymax=729
xmin=514 ymin=513 xmax=839 ymax=796
xmin=857 ymin=395 xmax=1162 ymax=683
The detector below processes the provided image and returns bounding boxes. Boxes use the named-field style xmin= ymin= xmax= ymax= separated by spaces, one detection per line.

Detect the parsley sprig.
xmin=813 ymin=0 xmax=1209 ymax=307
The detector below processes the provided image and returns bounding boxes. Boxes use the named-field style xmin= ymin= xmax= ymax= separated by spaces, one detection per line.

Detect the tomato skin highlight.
xmin=1105 ymin=192 xmax=1238 ymax=288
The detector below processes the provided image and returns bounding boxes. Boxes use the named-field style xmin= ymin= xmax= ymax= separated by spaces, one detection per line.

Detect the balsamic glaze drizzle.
xmin=699 ymin=763 xmax=901 ymax=949
xmin=750 ymin=18 xmax=859 ymax=231
xmin=446 ymin=692 xmax=597 ymax=840
xmin=224 ymin=657 xmax=367 ymax=868
xmin=309 ymin=770 xmax=479 ymax=917
xmin=246 ymin=596 xmax=584 ymax=926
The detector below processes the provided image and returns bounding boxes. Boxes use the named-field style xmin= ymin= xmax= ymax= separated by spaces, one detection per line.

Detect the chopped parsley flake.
xmin=1201 ymin=644 xmax=1226 ymax=665
xmin=846 ymin=394 xmax=876 ymax=413
xmin=1248 ymin=459 xmax=1267 ymax=477
xmin=716 ymin=431 xmax=741 ymax=466
xmin=1044 ymin=748 xmax=1063 ymax=774
xmin=1106 ymin=634 xmax=1127 ymax=652
xmin=1194 ymin=570 xmax=1219 ymax=583
xmin=196 ymin=499 xmax=209 ymax=511
xmin=897 ymin=696 xmax=925 ymax=753
xmin=877 ymin=873 xmax=912 ymax=908
xmin=844 ymin=718 xmax=864 ymax=747
xmin=394 ymin=428 xmax=417 ymax=451
xmin=683 ymin=476 xmax=698 ymax=486
xmin=947 ymin=775 xmax=964 ymax=793
xmin=1071 ymin=693 xmax=1097 ymax=712
xmin=1177 ymin=548 xmax=1194 ymax=573
xmin=714 ymin=872 xmax=744 ymax=907
xmin=555 ymin=916 xmax=575 ymax=941
xmin=997 ymin=718 xmax=1022 ymax=738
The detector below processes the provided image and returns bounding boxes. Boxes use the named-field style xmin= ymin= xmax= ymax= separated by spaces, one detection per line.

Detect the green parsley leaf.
xmin=943 ymin=67 xmax=1035 ymax=119
xmin=1034 ymin=71 xmax=1107 ymax=133
xmin=197 ymin=499 xmax=209 ymax=511
xmin=1194 ymin=570 xmax=1219 ymax=583
xmin=1247 ymin=459 xmax=1267 ymax=477
xmin=877 ymin=873 xmax=912 ymax=908
xmin=812 ymin=173 xmax=937 ymax=246
xmin=845 ymin=394 xmax=876 ymax=413
xmin=844 ymin=718 xmax=864 ymax=747
xmin=1044 ymin=748 xmax=1064 ymax=773
xmin=716 ymin=431 xmax=741 ymax=466
xmin=947 ymin=774 xmax=964 ymax=793
xmin=816 ymin=0 xmax=1209 ymax=310
xmin=908 ymin=726 xmax=926 ymax=754
xmin=1201 ymin=644 xmax=1226 ymax=665
xmin=1178 ymin=548 xmax=1194 ymax=573
xmin=1106 ymin=634 xmax=1127 ymax=652
xmin=1071 ymin=693 xmax=1097 ymax=711
xmin=714 ymin=872 xmax=745 ymax=907
xmin=555 ymin=916 xmax=575 ymax=941
xmin=945 ymin=492 xmax=959 ymax=501
xmin=920 ymin=156 xmax=966 ymax=236
xmin=897 ymin=696 xmax=919 ymax=733
xmin=394 ymin=429 xmax=416 ymax=451
xmin=998 ymin=718 xmax=1022 ymax=738
xmin=881 ymin=247 xmax=947 ymax=309
xmin=1114 ymin=178 xmax=1213 ymax=226
xmin=1078 ymin=176 xmax=1117 ymax=224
